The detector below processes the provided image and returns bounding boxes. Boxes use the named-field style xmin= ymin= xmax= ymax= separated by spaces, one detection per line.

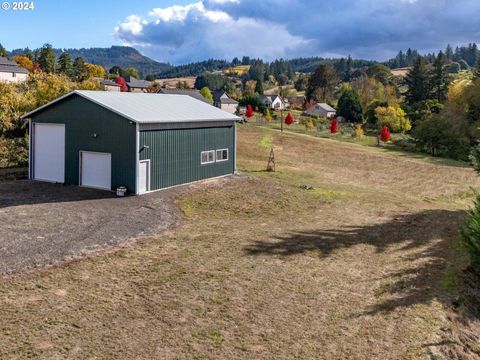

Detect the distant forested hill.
xmin=9 ymin=46 xmax=172 ymax=76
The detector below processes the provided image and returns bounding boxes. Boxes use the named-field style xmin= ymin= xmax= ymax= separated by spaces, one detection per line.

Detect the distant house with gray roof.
xmin=124 ymin=76 xmax=153 ymax=93
xmin=213 ymin=90 xmax=239 ymax=114
xmin=0 ymin=56 xmax=28 ymax=83
xmin=304 ymin=103 xmax=336 ymax=118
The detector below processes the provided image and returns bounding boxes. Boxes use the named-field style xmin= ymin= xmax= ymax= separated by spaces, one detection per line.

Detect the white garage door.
xmin=80 ymin=151 xmax=111 ymax=190
xmin=33 ymin=123 xmax=65 ymax=183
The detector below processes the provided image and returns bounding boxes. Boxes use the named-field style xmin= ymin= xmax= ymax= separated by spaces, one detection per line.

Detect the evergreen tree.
xmin=58 ymin=51 xmax=74 ymax=79
xmin=73 ymin=57 xmax=89 ymax=81
xmin=445 ymin=44 xmax=454 ymax=61
xmin=430 ymin=51 xmax=449 ymax=102
xmin=405 ymin=57 xmax=431 ymax=105
xmin=0 ymin=43 xmax=7 ymax=57
xmin=38 ymin=43 xmax=56 ymax=73
xmin=255 ymin=79 xmax=264 ymax=95
xmin=475 ymin=60 xmax=480 ymax=79
xmin=345 ymin=55 xmax=352 ymax=82
xmin=337 ymin=89 xmax=363 ymax=123
xmin=306 ymin=64 xmax=339 ymax=102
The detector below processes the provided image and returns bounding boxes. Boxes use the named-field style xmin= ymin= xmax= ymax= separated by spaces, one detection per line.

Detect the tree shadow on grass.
xmin=244 ymin=209 xmax=467 ymax=315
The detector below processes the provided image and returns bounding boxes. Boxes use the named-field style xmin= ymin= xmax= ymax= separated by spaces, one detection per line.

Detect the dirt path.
xmin=0 ymin=181 xmax=180 ymax=274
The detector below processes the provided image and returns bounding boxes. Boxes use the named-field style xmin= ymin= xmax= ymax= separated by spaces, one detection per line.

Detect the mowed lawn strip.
xmin=1 ymin=124 xmax=479 ymax=359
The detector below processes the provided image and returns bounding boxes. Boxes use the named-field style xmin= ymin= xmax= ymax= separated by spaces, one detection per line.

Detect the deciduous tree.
xmin=12 ymin=55 xmax=33 ymax=72
xmin=285 ymin=112 xmax=293 ymax=125
xmin=115 ymin=76 xmax=127 ymax=92
xmin=380 ymin=125 xmax=391 ymax=142
xmin=200 ymin=86 xmax=214 ymax=104
xmin=245 ymin=104 xmax=254 ymax=118
xmin=330 ymin=119 xmax=338 ymax=134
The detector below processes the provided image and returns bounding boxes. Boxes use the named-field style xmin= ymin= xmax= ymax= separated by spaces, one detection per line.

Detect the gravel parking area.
xmin=0 ymin=180 xmax=181 ymax=275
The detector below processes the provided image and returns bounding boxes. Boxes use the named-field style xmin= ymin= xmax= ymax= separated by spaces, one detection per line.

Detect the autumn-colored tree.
xmin=264 ymin=108 xmax=272 ymax=122
xmin=200 ymin=86 xmax=214 ymax=104
xmin=85 ymin=63 xmax=105 ymax=78
xmin=284 ymin=112 xmax=294 ymax=125
xmin=380 ymin=125 xmax=391 ymax=142
xmin=330 ymin=119 xmax=338 ymax=134
xmin=12 ymin=55 xmax=33 ymax=72
xmin=245 ymin=104 xmax=254 ymax=118
xmin=374 ymin=105 xmax=411 ymax=133
xmin=115 ymin=76 xmax=127 ymax=92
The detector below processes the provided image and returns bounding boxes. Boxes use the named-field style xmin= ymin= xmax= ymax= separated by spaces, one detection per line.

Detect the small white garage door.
xmin=33 ymin=123 xmax=65 ymax=183
xmin=80 ymin=151 xmax=112 ymax=190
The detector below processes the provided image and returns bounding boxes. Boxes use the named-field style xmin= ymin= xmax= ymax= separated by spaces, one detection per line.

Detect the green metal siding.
xmin=139 ymin=126 xmax=235 ymax=190
xmin=30 ymin=94 xmax=136 ymax=192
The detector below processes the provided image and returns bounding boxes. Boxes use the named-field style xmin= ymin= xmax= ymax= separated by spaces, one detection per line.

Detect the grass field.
xmin=1 ymin=124 xmax=480 ymax=359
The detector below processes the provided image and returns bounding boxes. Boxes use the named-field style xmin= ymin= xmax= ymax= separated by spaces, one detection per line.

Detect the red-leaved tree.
xmin=115 ymin=76 xmax=127 ymax=92
xmin=285 ymin=112 xmax=293 ymax=125
xmin=245 ymin=104 xmax=254 ymax=118
xmin=330 ymin=119 xmax=338 ymax=134
xmin=380 ymin=125 xmax=391 ymax=142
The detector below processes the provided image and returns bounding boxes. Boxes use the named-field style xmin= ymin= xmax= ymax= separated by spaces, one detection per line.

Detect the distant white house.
xmin=260 ymin=95 xmax=288 ymax=110
xmin=213 ymin=90 xmax=239 ymax=114
xmin=305 ymin=103 xmax=336 ymax=118
xmin=0 ymin=56 xmax=28 ymax=83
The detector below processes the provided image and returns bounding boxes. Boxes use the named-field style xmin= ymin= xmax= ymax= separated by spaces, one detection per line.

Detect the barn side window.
xmin=201 ymin=150 xmax=215 ymax=165
xmin=216 ymin=149 xmax=228 ymax=162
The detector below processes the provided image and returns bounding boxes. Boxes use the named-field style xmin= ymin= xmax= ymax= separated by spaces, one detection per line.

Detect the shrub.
xmin=460 ymin=191 xmax=480 ymax=274
xmin=380 ymin=125 xmax=391 ymax=142
xmin=330 ymin=119 xmax=338 ymax=134
xmin=305 ymin=119 xmax=315 ymax=130
xmin=0 ymin=135 xmax=28 ymax=168
xmin=354 ymin=124 xmax=364 ymax=138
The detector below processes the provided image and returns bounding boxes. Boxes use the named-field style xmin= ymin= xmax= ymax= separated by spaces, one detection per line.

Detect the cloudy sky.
xmin=1 ymin=0 xmax=479 ymax=64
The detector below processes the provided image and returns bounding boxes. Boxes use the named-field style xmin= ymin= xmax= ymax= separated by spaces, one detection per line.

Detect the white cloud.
xmin=114 ymin=1 xmax=310 ymax=64
xmin=114 ymin=0 xmax=480 ymax=64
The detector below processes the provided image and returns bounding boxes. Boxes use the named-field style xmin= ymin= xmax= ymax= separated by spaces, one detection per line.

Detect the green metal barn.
xmin=22 ymin=90 xmax=240 ymax=194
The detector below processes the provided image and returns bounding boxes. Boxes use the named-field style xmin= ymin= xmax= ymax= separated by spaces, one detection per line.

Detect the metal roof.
xmin=157 ymin=88 xmax=210 ymax=104
xmin=0 ymin=56 xmax=29 ymax=74
xmin=317 ymin=103 xmax=336 ymax=112
xmin=22 ymin=90 xmax=241 ymax=123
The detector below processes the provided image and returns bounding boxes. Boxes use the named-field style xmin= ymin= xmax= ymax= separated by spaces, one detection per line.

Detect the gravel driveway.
xmin=0 ymin=180 xmax=181 ymax=275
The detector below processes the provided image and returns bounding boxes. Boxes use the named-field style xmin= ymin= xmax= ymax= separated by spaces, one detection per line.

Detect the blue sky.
xmin=1 ymin=0 xmax=479 ymax=64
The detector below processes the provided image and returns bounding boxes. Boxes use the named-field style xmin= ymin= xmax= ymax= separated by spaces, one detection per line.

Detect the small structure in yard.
xmin=305 ymin=103 xmax=336 ymax=118
xmin=22 ymin=91 xmax=240 ymax=195
xmin=0 ymin=56 xmax=28 ymax=83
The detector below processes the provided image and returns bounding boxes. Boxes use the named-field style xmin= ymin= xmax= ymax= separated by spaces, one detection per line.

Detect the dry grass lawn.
xmin=1 ymin=124 xmax=480 ymax=359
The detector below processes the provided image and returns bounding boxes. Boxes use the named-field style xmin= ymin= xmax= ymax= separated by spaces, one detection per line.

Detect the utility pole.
xmin=280 ymin=108 xmax=284 ymax=133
